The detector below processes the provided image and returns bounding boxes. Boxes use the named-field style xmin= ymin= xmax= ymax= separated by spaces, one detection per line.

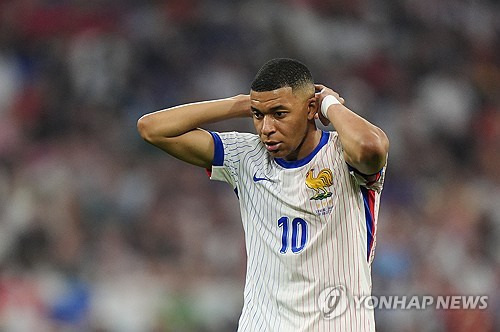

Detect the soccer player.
xmin=137 ymin=58 xmax=389 ymax=331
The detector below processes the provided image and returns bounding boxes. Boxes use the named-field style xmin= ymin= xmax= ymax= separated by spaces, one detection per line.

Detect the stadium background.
xmin=0 ymin=0 xmax=498 ymax=331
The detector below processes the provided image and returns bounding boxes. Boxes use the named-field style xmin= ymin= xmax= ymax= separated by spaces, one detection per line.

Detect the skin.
xmin=137 ymin=95 xmax=251 ymax=168
xmin=250 ymin=85 xmax=319 ymax=161
xmin=137 ymin=84 xmax=389 ymax=175
xmin=315 ymin=84 xmax=389 ymax=175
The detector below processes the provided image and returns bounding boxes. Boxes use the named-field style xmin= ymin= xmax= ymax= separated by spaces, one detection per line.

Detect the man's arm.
xmin=315 ymin=84 xmax=389 ymax=175
xmin=137 ymin=95 xmax=251 ymax=168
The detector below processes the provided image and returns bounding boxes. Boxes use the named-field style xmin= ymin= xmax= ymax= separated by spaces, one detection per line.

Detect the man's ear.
xmin=307 ymin=97 xmax=318 ymax=120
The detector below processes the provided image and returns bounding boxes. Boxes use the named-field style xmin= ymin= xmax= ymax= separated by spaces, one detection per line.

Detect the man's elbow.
xmin=357 ymin=132 xmax=389 ymax=173
xmin=137 ymin=115 xmax=157 ymax=143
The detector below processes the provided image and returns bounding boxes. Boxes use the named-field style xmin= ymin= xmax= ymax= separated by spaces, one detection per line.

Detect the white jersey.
xmin=209 ymin=130 xmax=385 ymax=332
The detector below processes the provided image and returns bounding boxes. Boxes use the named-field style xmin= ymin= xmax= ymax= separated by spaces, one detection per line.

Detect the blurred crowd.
xmin=0 ymin=0 xmax=499 ymax=331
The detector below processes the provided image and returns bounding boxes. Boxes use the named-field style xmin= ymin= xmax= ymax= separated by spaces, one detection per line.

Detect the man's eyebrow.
xmin=270 ymin=105 xmax=286 ymax=112
xmin=250 ymin=105 xmax=286 ymax=113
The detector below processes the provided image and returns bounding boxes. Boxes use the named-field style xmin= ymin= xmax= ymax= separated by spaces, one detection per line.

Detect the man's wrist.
xmin=320 ymin=95 xmax=341 ymax=118
xmin=231 ymin=94 xmax=251 ymax=117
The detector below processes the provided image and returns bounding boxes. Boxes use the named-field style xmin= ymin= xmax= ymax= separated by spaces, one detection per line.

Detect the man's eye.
xmin=275 ymin=112 xmax=285 ymax=118
xmin=253 ymin=112 xmax=263 ymax=119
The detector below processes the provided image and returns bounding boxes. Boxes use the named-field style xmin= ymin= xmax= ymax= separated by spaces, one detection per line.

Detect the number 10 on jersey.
xmin=278 ymin=217 xmax=308 ymax=254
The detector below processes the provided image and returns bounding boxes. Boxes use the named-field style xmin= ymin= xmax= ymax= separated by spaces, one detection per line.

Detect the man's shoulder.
xmin=216 ymin=131 xmax=261 ymax=146
xmin=217 ymin=131 xmax=259 ymax=139
xmin=213 ymin=131 xmax=264 ymax=162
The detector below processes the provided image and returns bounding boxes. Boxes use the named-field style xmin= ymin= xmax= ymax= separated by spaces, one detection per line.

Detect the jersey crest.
xmin=305 ymin=168 xmax=333 ymax=200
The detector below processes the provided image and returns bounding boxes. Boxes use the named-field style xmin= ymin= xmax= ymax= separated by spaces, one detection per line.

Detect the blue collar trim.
xmin=274 ymin=131 xmax=330 ymax=169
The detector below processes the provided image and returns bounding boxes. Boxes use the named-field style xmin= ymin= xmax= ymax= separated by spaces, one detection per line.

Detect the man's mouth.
xmin=264 ymin=141 xmax=280 ymax=152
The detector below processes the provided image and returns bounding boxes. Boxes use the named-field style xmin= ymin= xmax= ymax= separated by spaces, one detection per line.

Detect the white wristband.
xmin=320 ymin=95 xmax=341 ymax=118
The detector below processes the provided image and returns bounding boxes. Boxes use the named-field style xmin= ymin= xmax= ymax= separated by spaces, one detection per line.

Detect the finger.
xmin=319 ymin=116 xmax=330 ymax=126
xmin=315 ymin=88 xmax=325 ymax=96
xmin=314 ymin=84 xmax=325 ymax=93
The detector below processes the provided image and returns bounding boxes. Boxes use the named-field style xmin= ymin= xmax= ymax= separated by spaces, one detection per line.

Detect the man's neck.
xmin=285 ymin=127 xmax=322 ymax=161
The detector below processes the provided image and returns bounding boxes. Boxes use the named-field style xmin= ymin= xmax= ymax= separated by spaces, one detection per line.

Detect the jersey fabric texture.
xmin=209 ymin=130 xmax=385 ymax=332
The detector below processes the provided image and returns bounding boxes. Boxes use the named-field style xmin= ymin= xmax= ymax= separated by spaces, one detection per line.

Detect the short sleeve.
xmin=208 ymin=131 xmax=259 ymax=189
xmin=348 ymin=164 xmax=386 ymax=192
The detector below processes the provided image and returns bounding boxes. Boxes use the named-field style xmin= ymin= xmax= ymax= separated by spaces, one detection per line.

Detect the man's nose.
xmin=261 ymin=115 xmax=276 ymax=135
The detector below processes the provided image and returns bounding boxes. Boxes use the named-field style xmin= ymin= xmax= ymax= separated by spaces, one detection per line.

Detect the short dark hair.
xmin=251 ymin=58 xmax=314 ymax=92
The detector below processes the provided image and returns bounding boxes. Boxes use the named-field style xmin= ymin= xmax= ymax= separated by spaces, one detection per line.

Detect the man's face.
xmin=250 ymin=86 xmax=316 ymax=161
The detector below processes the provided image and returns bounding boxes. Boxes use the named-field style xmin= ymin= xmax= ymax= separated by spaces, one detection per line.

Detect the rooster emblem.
xmin=305 ymin=168 xmax=333 ymax=200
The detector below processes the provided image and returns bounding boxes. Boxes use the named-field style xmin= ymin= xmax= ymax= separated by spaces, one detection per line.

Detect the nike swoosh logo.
xmin=253 ymin=172 xmax=272 ymax=182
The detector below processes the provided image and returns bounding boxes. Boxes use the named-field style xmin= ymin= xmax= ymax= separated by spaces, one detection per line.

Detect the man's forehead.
xmin=250 ymin=86 xmax=294 ymax=102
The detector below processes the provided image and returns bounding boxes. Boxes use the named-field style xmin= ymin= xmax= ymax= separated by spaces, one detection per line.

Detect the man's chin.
xmin=267 ymin=149 xmax=288 ymax=159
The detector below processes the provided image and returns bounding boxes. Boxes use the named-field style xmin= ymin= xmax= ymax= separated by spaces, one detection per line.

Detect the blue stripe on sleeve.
xmin=209 ymin=131 xmax=224 ymax=166
xmin=360 ymin=186 xmax=374 ymax=261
